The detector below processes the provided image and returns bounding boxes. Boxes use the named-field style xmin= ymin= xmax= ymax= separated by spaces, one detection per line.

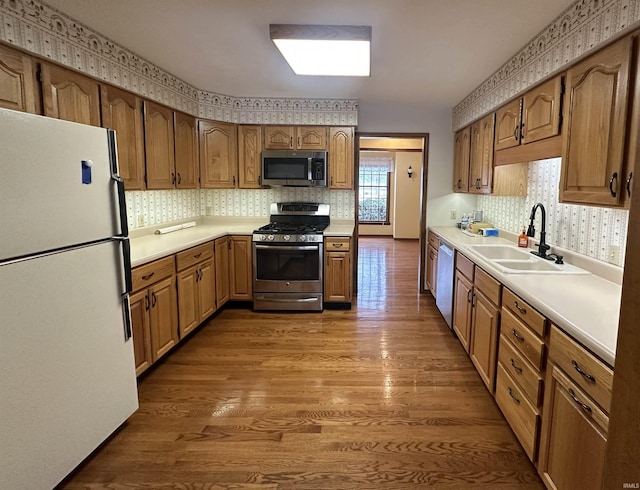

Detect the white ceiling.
xmin=44 ymin=0 xmax=576 ymax=108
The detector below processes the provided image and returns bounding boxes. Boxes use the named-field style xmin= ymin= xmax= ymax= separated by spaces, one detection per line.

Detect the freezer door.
xmin=0 ymin=109 xmax=122 ymax=261
xmin=0 ymin=240 xmax=138 ymax=489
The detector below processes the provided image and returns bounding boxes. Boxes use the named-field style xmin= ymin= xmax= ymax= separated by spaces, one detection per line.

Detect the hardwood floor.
xmin=61 ymin=237 xmax=543 ymax=489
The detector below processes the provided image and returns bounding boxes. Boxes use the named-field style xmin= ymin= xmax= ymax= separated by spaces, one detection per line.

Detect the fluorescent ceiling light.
xmin=270 ymin=24 xmax=371 ymax=77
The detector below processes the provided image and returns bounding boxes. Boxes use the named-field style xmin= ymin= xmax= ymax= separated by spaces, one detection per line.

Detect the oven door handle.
xmin=254 ymin=244 xmax=319 ymax=251
xmin=255 ymin=296 xmax=320 ymax=303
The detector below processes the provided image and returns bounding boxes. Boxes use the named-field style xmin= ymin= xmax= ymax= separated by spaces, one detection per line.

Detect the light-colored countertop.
xmin=130 ymin=217 xmax=355 ymax=268
xmin=430 ymin=226 xmax=621 ymax=367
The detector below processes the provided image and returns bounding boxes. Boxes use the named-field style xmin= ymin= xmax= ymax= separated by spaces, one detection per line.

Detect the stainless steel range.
xmin=252 ymin=202 xmax=330 ymax=311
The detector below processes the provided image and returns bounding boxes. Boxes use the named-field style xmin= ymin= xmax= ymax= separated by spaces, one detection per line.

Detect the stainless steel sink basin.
xmin=468 ymin=244 xmax=532 ymax=260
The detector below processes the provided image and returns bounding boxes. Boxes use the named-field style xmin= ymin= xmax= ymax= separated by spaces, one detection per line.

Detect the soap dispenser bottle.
xmin=518 ymin=227 xmax=529 ymax=248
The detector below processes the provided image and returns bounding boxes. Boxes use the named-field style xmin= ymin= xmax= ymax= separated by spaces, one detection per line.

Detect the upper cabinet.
xmin=0 ymin=44 xmax=38 ymax=114
xmin=328 ymin=126 xmax=354 ymax=189
xmin=238 ymin=125 xmax=263 ymax=188
xmin=41 ymin=63 xmax=101 ymax=126
xmin=560 ymin=37 xmax=633 ymax=207
xmin=469 ymin=113 xmax=495 ymax=194
xmin=199 ymin=120 xmax=238 ymax=188
xmin=494 ymin=99 xmax=522 ymax=151
xmin=100 ymin=85 xmax=145 ymax=190
xmin=453 ymin=127 xmax=471 ymax=192
xmin=263 ymin=125 xmax=327 ymax=150
xmin=173 ymin=111 xmax=198 ymax=189
xmin=143 ymin=101 xmax=176 ymax=190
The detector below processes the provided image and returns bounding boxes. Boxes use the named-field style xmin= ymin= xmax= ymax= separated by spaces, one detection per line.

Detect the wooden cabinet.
xmin=325 ymin=237 xmax=352 ymax=303
xmin=214 ymin=236 xmax=230 ymax=308
xmin=0 ymin=43 xmax=38 ymax=114
xmin=328 ymin=126 xmax=355 ymax=189
xmin=494 ymin=99 xmax=522 ymax=151
xmin=143 ymin=100 xmax=176 ymax=189
xmin=176 ymin=242 xmax=216 ymax=337
xmin=130 ymin=256 xmax=179 ymax=375
xmin=100 ymin=85 xmax=145 ymax=190
xmin=469 ymin=113 xmax=495 ymax=194
xmin=41 ymin=62 xmax=101 ymax=126
xmin=453 ymin=127 xmax=470 ymax=192
xmin=263 ymin=125 xmax=327 ymax=150
xmin=452 ymin=253 xmax=474 ymax=353
xmin=426 ymin=231 xmax=439 ymax=296
xmin=199 ymin=120 xmax=237 ymax=188
xmin=560 ymin=37 xmax=633 ymax=206
xmin=229 ymin=235 xmax=252 ymax=300
xmin=238 ymin=125 xmax=263 ymax=188
xmin=174 ymin=111 xmax=198 ymax=189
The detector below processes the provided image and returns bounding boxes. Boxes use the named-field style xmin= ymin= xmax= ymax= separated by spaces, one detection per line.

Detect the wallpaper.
xmin=0 ymin=0 xmax=358 ymax=124
xmin=453 ymin=0 xmax=640 ymax=130
xmin=478 ymin=158 xmax=629 ymax=267
xmin=125 ymin=189 xmax=355 ymax=228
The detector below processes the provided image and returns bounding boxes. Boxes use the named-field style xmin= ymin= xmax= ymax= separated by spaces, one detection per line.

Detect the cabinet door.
xmin=129 ymin=289 xmax=152 ymax=376
xmin=426 ymin=244 xmax=438 ymax=297
xmin=229 ymin=236 xmax=253 ymax=300
xmin=174 ymin=111 xmax=198 ymax=189
xmin=263 ymin=126 xmax=294 ymax=149
xmin=198 ymin=258 xmax=216 ymax=321
xmin=41 ymin=63 xmax=101 ymax=126
xmin=144 ymin=101 xmax=176 ymax=189
xmin=177 ymin=266 xmax=200 ymax=338
xmin=199 ymin=120 xmax=237 ymax=188
xmin=452 ymin=270 xmax=473 ymax=353
xmin=325 ymin=251 xmax=351 ymax=302
xmin=238 ymin=125 xmax=263 ymax=188
xmin=469 ymin=113 xmax=495 ymax=194
xmin=329 ymin=126 xmax=354 ymax=189
xmin=215 ymin=236 xmax=230 ymax=307
xmin=148 ymin=276 xmax=179 ymax=361
xmin=0 ymin=44 xmax=37 ymax=113
xmin=453 ymin=127 xmax=470 ymax=192
xmin=538 ymin=364 xmax=608 ymax=490
xmin=470 ymin=290 xmax=500 ymax=392
xmin=521 ymin=76 xmax=562 ymax=145
xmin=296 ymin=126 xmax=327 ymax=149
xmin=100 ymin=85 xmax=145 ymax=190
xmin=494 ymin=98 xmax=521 ymax=151
xmin=560 ymin=37 xmax=632 ymax=206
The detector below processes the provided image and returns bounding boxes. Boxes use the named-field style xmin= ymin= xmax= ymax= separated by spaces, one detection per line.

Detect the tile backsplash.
xmin=125 ymin=189 xmax=355 ymax=227
xmin=478 ymin=158 xmax=629 ymax=267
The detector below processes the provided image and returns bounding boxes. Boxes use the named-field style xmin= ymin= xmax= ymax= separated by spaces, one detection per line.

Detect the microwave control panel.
xmin=311 ymin=159 xmax=325 ymax=181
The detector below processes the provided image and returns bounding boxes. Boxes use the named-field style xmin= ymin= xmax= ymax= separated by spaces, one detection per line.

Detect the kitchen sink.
xmin=468 ymin=244 xmax=532 ymax=260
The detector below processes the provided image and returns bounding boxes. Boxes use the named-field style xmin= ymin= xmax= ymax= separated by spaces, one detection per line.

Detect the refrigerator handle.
xmin=113 ymin=236 xmax=133 ymax=341
xmin=108 ymin=129 xmax=129 ymax=239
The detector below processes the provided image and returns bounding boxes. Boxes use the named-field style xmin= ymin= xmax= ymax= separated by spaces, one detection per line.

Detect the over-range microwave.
xmin=261 ymin=150 xmax=327 ymax=187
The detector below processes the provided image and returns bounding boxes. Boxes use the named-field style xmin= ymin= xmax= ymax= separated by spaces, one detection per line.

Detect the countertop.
xmin=130 ymin=217 xmax=355 ymax=268
xmin=430 ymin=226 xmax=621 ymax=367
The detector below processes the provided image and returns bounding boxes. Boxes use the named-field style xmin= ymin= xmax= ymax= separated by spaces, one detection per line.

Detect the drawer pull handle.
xmin=333 ymin=243 xmax=343 ymax=248
xmin=142 ymin=272 xmax=155 ymax=280
xmin=514 ymin=301 xmax=527 ymax=314
xmin=193 ymin=252 xmax=202 ymax=258
xmin=568 ymin=388 xmax=592 ymax=413
xmin=571 ymin=360 xmax=596 ymax=382
xmin=512 ymin=328 xmax=525 ymax=342
xmin=510 ymin=358 xmax=523 ymax=374
xmin=508 ymin=387 xmax=520 ymax=404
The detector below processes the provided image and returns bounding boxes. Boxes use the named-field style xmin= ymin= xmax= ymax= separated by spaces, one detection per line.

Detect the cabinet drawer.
xmin=132 ymin=255 xmax=175 ymax=292
xmin=428 ymin=231 xmax=439 ymax=250
xmin=325 ymin=237 xmax=350 ymax=251
xmin=549 ymin=325 xmax=614 ymax=413
xmin=176 ymin=242 xmax=214 ymax=271
xmin=501 ymin=307 xmax=545 ymax=370
xmin=455 ymin=252 xmax=474 ymax=281
xmin=496 ymin=363 xmax=540 ymax=461
xmin=503 ymin=288 xmax=546 ymax=337
xmin=474 ymin=267 xmax=501 ymax=306
xmin=499 ymin=334 xmax=543 ymax=406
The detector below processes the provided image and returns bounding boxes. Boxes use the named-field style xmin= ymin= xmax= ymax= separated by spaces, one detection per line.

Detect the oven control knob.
xmin=260 ymin=234 xmax=267 ymax=241
xmin=298 ymin=235 xmax=307 ymax=242
xmin=284 ymin=234 xmax=291 ymax=241
xmin=267 ymin=235 xmax=275 ymax=241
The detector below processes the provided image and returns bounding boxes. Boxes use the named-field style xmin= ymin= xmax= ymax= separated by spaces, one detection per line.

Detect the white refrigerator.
xmin=0 ymin=109 xmax=138 ymax=489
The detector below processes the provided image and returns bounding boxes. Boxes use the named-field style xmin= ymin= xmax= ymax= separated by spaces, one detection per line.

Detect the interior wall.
xmin=393 ymin=152 xmax=422 ymax=239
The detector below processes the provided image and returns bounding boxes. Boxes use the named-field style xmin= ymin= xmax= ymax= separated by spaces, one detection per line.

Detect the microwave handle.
xmin=307 ymin=157 xmax=313 ymax=181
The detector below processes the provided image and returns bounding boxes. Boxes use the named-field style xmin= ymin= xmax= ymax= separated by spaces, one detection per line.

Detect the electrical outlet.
xmin=205 ymin=205 xmax=212 ymax=216
xmin=137 ymin=215 xmax=145 ymax=227
xmin=608 ymin=244 xmax=620 ymax=265
xmin=450 ymin=210 xmax=457 ymax=220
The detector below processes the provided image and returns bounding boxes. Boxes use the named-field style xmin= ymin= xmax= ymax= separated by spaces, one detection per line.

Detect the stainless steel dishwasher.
xmin=435 ymin=241 xmax=454 ymax=328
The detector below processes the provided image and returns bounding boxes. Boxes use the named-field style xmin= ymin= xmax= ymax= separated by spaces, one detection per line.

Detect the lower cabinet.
xmin=214 ymin=236 xmax=230 ymax=307
xmin=325 ymin=237 xmax=352 ymax=303
xmin=452 ymin=268 xmax=473 ymax=352
xmin=229 ymin=235 xmax=253 ymax=300
xmin=470 ymin=288 xmax=500 ymax=391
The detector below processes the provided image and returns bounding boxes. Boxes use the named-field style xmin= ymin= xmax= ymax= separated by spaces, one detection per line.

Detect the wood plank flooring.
xmin=60 ymin=237 xmax=543 ymax=489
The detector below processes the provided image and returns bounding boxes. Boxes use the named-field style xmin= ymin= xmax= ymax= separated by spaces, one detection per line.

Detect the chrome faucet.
xmin=526 ymin=202 xmax=552 ymax=260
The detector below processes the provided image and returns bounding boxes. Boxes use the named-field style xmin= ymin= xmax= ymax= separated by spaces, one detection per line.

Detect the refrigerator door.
xmin=0 ymin=109 xmax=121 ymax=262
xmin=0 ymin=240 xmax=138 ymax=489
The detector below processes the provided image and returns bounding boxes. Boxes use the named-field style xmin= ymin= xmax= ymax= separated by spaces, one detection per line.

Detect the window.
xmin=358 ymin=156 xmax=394 ymax=223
